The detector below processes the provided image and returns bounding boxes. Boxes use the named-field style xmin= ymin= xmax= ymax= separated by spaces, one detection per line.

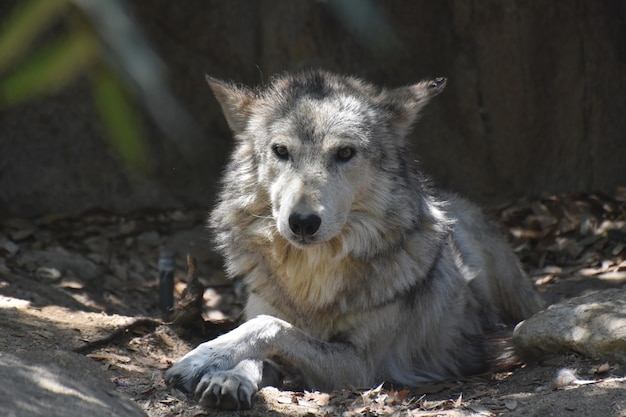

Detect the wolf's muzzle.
xmin=288 ymin=212 xmax=321 ymax=237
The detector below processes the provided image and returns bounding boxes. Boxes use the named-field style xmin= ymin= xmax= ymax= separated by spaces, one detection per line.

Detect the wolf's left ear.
xmin=206 ymin=75 xmax=256 ymax=134
xmin=382 ymin=77 xmax=447 ymax=136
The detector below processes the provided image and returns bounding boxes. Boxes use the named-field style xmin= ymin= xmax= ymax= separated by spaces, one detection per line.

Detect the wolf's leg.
xmin=166 ymin=315 xmax=368 ymax=408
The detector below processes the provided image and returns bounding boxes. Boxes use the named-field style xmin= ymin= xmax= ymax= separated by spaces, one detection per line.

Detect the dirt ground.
xmin=1 ymin=191 xmax=625 ymax=417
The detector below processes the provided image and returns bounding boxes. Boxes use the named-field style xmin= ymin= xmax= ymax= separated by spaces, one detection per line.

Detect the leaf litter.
xmin=0 ymin=189 xmax=625 ymax=416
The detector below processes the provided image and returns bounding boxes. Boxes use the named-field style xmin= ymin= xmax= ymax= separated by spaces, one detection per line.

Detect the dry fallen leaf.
xmin=453 ymin=392 xmax=463 ymax=408
xmin=594 ymin=362 xmax=611 ymax=374
xmin=276 ymin=395 xmax=292 ymax=404
xmin=58 ymin=277 xmax=85 ymax=289
xmin=315 ymin=393 xmax=330 ymax=406
xmin=468 ymin=404 xmax=495 ymax=416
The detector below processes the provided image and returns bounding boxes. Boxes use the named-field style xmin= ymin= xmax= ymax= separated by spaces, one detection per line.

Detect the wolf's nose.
xmin=288 ymin=213 xmax=321 ymax=237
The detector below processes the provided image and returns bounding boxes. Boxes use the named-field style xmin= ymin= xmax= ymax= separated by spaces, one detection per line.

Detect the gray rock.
xmin=513 ymin=289 xmax=626 ymax=363
xmin=0 ymin=233 xmax=20 ymax=256
xmin=19 ymin=249 xmax=102 ymax=280
xmin=0 ymin=350 xmax=146 ymax=417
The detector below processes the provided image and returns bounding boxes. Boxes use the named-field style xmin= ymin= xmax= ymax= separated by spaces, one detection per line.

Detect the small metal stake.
xmin=157 ymin=251 xmax=175 ymax=318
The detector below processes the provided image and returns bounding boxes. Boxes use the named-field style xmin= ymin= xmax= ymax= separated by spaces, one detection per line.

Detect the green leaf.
xmin=91 ymin=68 xmax=151 ymax=172
xmin=0 ymin=31 xmax=98 ymax=105
xmin=0 ymin=0 xmax=71 ymax=73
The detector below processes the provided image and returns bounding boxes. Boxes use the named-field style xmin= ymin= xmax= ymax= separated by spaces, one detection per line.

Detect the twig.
xmin=73 ymin=317 xmax=163 ymax=353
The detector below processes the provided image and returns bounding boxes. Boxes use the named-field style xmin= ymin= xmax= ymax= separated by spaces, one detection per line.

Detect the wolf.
xmin=165 ymin=70 xmax=544 ymax=410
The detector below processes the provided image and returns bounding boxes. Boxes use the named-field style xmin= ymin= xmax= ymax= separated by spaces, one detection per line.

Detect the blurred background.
xmin=1 ymin=0 xmax=625 ymax=218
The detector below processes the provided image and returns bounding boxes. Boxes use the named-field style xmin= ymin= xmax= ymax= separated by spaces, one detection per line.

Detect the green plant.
xmin=0 ymin=0 xmax=149 ymax=171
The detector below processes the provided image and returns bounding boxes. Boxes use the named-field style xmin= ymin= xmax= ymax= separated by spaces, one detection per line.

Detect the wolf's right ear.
xmin=206 ymin=75 xmax=256 ymax=134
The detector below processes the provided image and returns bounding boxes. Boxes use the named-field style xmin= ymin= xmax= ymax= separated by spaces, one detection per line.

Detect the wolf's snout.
xmin=288 ymin=213 xmax=321 ymax=237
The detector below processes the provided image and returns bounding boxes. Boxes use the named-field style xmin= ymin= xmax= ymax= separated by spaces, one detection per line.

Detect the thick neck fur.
xmin=211 ymin=153 xmax=451 ymax=331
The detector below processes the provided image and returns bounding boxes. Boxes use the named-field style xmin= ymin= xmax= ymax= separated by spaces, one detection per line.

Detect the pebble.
xmin=35 ymin=267 xmax=62 ymax=282
xmin=119 ymin=220 xmax=137 ymax=235
xmin=137 ymin=231 xmax=161 ymax=247
xmin=504 ymin=399 xmax=518 ymax=410
xmin=19 ymin=249 xmax=102 ymax=280
xmin=0 ymin=234 xmax=20 ymax=256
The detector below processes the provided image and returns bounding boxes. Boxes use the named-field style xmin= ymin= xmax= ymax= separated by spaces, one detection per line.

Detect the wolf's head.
xmin=208 ymin=70 xmax=446 ymax=253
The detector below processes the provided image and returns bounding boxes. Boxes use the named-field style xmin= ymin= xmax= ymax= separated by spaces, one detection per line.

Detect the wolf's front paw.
xmin=195 ymin=369 xmax=258 ymax=410
xmin=165 ymin=344 xmax=233 ymax=393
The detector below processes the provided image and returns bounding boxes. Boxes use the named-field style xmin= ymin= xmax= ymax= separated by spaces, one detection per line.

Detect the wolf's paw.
xmin=195 ymin=369 xmax=258 ymax=410
xmin=165 ymin=341 xmax=237 ymax=392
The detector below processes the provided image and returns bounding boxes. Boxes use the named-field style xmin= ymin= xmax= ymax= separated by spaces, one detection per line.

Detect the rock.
xmin=0 ymin=234 xmax=20 ymax=256
xmin=137 ymin=231 xmax=161 ymax=247
xmin=35 ymin=266 xmax=62 ymax=282
xmin=0 ymin=350 xmax=146 ymax=417
xmin=2 ymin=218 xmax=36 ymax=241
xmin=19 ymin=249 xmax=102 ymax=280
xmin=0 ymin=259 xmax=10 ymax=275
xmin=83 ymin=235 xmax=110 ymax=253
xmin=513 ymin=289 xmax=626 ymax=363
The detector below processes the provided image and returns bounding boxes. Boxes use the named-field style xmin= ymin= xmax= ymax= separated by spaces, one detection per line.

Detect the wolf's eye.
xmin=272 ymin=144 xmax=289 ymax=160
xmin=336 ymin=147 xmax=355 ymax=162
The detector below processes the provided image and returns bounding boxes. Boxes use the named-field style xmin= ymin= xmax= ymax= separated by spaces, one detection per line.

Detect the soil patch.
xmin=1 ymin=191 xmax=625 ymax=416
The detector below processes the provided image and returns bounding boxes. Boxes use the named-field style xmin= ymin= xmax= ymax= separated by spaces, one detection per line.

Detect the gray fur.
xmin=165 ymin=70 xmax=543 ymax=410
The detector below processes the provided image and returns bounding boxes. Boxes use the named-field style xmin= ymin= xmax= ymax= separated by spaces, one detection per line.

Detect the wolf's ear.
xmin=206 ymin=75 xmax=256 ymax=134
xmin=382 ymin=77 xmax=447 ymax=136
